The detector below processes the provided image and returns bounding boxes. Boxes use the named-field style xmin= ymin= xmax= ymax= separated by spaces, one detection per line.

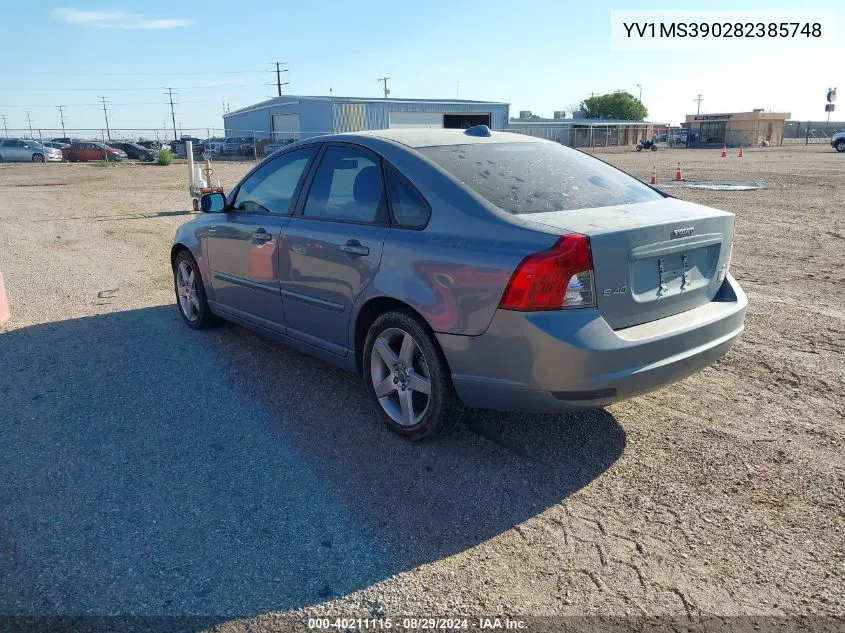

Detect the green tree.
xmin=579 ymin=91 xmax=648 ymax=120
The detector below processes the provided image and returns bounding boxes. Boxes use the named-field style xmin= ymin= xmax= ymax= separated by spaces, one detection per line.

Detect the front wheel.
xmin=651 ymin=145 xmax=658 ymax=151
xmin=836 ymin=140 xmax=845 ymax=153
xmin=32 ymin=153 xmax=44 ymax=163
xmin=173 ymin=250 xmax=219 ymax=329
xmin=364 ymin=310 xmax=464 ymax=441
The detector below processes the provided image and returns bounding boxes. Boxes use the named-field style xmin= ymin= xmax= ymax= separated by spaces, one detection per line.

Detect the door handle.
xmin=252 ymin=229 xmax=273 ymax=243
xmin=340 ymin=240 xmax=369 ymax=256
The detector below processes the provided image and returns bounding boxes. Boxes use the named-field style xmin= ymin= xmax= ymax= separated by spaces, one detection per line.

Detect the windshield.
xmin=419 ymin=141 xmax=662 ymax=214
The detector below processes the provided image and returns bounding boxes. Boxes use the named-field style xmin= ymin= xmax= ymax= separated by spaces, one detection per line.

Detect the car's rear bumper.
xmin=437 ymin=274 xmax=747 ymax=413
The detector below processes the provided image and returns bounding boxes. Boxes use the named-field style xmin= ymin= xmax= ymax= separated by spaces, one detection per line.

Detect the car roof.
xmin=347 ymin=128 xmax=544 ymax=149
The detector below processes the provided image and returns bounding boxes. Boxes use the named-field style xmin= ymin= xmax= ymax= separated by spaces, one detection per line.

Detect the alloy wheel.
xmin=370 ymin=327 xmax=432 ymax=427
xmin=176 ymin=260 xmax=200 ymax=322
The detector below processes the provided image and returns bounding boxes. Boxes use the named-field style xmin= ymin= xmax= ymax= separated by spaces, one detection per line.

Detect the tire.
xmin=651 ymin=145 xmax=658 ymax=151
xmin=635 ymin=145 xmax=643 ymax=152
xmin=836 ymin=140 xmax=845 ymax=153
xmin=172 ymin=250 xmax=219 ymax=330
xmin=363 ymin=309 xmax=464 ymax=441
xmin=32 ymin=153 xmax=44 ymax=163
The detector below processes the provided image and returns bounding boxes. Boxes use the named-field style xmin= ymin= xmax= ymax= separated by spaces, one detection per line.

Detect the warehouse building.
xmin=223 ymin=95 xmax=510 ymax=141
xmin=683 ymin=110 xmax=791 ymax=147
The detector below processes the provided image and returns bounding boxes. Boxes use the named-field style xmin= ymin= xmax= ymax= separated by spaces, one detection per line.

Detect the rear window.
xmin=419 ymin=142 xmax=662 ymax=214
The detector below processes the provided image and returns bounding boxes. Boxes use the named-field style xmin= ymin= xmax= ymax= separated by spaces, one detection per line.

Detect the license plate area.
xmin=630 ymin=246 xmax=718 ymax=300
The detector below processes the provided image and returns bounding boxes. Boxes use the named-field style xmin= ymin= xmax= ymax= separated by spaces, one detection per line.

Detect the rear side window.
xmin=303 ymin=145 xmax=385 ymax=224
xmin=386 ymin=168 xmax=430 ymax=229
xmin=419 ymin=142 xmax=662 ymax=214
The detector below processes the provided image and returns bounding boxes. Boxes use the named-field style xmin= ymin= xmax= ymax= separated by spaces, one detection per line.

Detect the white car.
xmin=831 ymin=132 xmax=845 ymax=153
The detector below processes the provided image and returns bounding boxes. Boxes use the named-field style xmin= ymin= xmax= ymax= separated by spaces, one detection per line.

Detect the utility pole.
xmin=274 ymin=62 xmax=289 ymax=97
xmin=694 ymin=93 xmax=704 ymax=115
xmin=25 ymin=111 xmax=33 ymax=138
xmin=99 ymin=97 xmax=111 ymax=140
xmin=57 ymin=106 xmax=67 ymax=137
xmin=377 ymin=76 xmax=391 ymax=98
xmin=637 ymin=84 xmax=642 ymax=102
xmin=166 ymin=88 xmax=178 ymax=141
xmin=1 ymin=114 xmax=8 ymax=137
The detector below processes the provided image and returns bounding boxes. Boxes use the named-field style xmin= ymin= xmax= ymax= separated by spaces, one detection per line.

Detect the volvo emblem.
xmin=671 ymin=227 xmax=695 ymax=238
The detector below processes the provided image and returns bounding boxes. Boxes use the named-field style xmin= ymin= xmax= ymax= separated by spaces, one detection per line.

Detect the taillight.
xmin=499 ymin=233 xmax=595 ymax=311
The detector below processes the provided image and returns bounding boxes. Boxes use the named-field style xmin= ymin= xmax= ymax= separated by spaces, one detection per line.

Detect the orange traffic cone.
xmin=650 ymin=165 xmax=657 ymax=185
xmin=674 ymin=162 xmax=683 ymax=181
xmin=721 ymin=144 xmax=727 ymax=158
xmin=737 ymin=146 xmax=744 ymax=158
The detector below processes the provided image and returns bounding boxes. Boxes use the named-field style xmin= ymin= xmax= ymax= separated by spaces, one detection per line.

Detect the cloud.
xmin=52 ymin=8 xmax=193 ymax=29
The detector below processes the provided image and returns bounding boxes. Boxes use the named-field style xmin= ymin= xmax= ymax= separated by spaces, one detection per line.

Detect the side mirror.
xmin=200 ymin=192 xmax=226 ymax=213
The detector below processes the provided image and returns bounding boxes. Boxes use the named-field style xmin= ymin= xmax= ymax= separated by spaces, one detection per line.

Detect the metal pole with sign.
xmin=826 ymin=88 xmax=837 ymax=128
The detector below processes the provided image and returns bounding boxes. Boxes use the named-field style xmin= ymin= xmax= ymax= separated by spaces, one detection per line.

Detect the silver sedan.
xmin=0 ymin=138 xmax=63 ymax=162
xmin=171 ymin=127 xmax=747 ymax=440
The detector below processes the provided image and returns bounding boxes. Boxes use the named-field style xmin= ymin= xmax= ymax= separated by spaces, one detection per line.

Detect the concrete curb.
xmin=0 ymin=272 xmax=9 ymax=328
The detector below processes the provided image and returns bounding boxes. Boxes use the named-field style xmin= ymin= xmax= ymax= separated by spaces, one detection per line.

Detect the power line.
xmin=99 ymin=97 xmax=111 ymax=140
xmin=377 ymin=76 xmax=391 ymax=98
xmin=166 ymin=88 xmax=177 ymax=141
xmin=57 ymin=105 xmax=67 ymax=137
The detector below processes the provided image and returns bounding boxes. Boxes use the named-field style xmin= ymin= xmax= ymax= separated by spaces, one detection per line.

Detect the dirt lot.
xmin=0 ymin=147 xmax=843 ymax=629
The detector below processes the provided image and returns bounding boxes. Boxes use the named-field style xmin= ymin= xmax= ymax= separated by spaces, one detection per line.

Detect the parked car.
xmin=108 ymin=142 xmax=157 ymax=161
xmin=51 ymin=137 xmax=82 ymax=145
xmin=238 ymin=141 xmax=255 ymax=156
xmin=62 ymin=141 xmax=125 ymax=162
xmin=263 ymin=140 xmax=295 ymax=156
xmin=204 ymin=137 xmax=226 ymax=154
xmin=171 ymin=127 xmax=747 ymax=440
xmin=170 ymin=138 xmax=204 ymax=158
xmin=43 ymin=141 xmax=70 ymax=151
xmin=138 ymin=140 xmax=170 ymax=152
xmin=220 ymin=137 xmax=251 ymax=154
xmin=0 ymin=138 xmax=63 ymax=162
xmin=831 ymin=132 xmax=845 ymax=152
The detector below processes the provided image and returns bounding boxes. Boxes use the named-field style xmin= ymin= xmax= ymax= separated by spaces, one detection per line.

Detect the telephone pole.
xmin=166 ymin=88 xmax=177 ymax=141
xmin=1 ymin=114 xmax=8 ymax=137
xmin=25 ymin=111 xmax=33 ymax=138
xmin=694 ymin=93 xmax=704 ymax=115
xmin=377 ymin=76 xmax=391 ymax=98
xmin=99 ymin=97 xmax=111 ymax=140
xmin=57 ymin=106 xmax=67 ymax=137
xmin=275 ymin=62 xmax=289 ymax=97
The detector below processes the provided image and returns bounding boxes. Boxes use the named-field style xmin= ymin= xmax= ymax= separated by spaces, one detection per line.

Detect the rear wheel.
xmin=173 ymin=250 xmax=219 ymax=329
xmin=364 ymin=310 xmax=464 ymax=441
xmin=836 ymin=140 xmax=845 ymax=153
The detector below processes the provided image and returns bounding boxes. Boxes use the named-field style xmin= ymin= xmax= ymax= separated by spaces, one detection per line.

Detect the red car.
xmin=62 ymin=141 xmax=125 ymax=162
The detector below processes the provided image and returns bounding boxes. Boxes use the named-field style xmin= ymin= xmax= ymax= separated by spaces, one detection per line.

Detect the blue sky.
xmin=1 ymin=1 xmax=842 ymax=136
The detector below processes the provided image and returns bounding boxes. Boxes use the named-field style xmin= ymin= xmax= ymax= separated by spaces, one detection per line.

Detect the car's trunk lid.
xmin=517 ymin=197 xmax=734 ymax=330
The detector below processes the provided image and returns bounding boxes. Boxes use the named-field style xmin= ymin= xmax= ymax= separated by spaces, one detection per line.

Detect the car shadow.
xmin=0 ymin=305 xmax=625 ymax=623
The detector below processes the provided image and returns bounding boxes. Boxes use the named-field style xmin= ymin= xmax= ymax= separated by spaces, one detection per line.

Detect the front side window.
xmin=419 ymin=141 xmax=662 ymax=215
xmin=233 ymin=147 xmax=315 ymax=214
xmin=303 ymin=146 xmax=384 ymax=224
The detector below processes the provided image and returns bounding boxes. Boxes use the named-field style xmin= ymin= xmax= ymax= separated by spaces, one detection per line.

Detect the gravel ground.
xmin=0 ymin=147 xmax=843 ymax=630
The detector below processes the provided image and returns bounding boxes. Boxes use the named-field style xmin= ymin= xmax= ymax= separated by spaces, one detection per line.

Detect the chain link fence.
xmin=2 ymin=121 xmax=840 ymax=166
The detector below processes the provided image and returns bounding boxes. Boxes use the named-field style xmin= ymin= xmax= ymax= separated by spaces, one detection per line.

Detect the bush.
xmin=157 ymin=149 xmax=173 ymax=166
